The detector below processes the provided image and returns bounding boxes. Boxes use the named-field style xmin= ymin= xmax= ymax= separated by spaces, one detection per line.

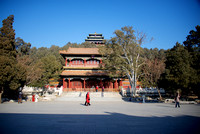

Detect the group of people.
xmin=32 ymin=94 xmax=39 ymax=102
xmin=18 ymin=86 xmax=181 ymax=108
xmin=92 ymin=85 xmax=104 ymax=92
xmin=18 ymin=91 xmax=39 ymax=103
xmin=85 ymin=85 xmax=104 ymax=106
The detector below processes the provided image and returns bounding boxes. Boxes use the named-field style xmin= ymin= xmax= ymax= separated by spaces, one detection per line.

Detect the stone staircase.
xmin=55 ymin=92 xmax=123 ymax=101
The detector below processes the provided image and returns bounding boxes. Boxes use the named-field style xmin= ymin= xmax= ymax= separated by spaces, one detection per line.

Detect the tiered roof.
xmin=85 ymin=33 xmax=105 ymax=44
xmin=61 ymin=70 xmax=107 ymax=76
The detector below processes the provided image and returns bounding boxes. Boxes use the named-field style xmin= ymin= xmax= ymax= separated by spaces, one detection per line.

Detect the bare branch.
xmin=138 ymin=62 xmax=146 ymax=68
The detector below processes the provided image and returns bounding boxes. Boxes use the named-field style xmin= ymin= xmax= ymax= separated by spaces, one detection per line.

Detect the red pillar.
xmin=114 ymin=79 xmax=118 ymax=89
xmin=68 ymin=78 xmax=71 ymax=88
xmin=84 ymin=78 xmax=85 ymax=89
xmin=119 ymin=80 xmax=122 ymax=86
xmin=110 ymin=81 xmax=113 ymax=89
xmin=84 ymin=59 xmax=86 ymax=66
xmin=106 ymin=81 xmax=109 ymax=88
xmin=100 ymin=59 xmax=102 ymax=64
xmin=100 ymin=79 xmax=103 ymax=87
xmin=65 ymin=58 xmax=68 ymax=66
xmin=63 ymin=78 xmax=66 ymax=89
xmin=69 ymin=59 xmax=72 ymax=66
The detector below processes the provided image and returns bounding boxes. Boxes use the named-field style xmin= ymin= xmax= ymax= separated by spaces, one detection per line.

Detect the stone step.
xmin=55 ymin=92 xmax=122 ymax=101
xmin=62 ymin=92 xmax=121 ymax=97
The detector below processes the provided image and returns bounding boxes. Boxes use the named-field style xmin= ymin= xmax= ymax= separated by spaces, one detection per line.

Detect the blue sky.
xmin=0 ymin=0 xmax=200 ymax=49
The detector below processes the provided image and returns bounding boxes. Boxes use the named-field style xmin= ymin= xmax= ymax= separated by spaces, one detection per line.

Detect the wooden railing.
xmin=66 ymin=64 xmax=100 ymax=68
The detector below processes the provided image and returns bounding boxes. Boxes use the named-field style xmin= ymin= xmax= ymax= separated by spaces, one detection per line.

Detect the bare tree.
xmin=100 ymin=26 xmax=147 ymax=96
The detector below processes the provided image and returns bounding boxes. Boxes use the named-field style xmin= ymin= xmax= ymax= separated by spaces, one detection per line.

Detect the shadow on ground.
xmin=0 ymin=112 xmax=199 ymax=134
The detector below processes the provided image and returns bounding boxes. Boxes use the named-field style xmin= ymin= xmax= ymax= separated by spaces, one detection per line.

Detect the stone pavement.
xmin=0 ymin=100 xmax=200 ymax=134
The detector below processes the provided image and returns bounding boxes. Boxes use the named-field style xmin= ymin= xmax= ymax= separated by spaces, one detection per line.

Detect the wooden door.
xmin=71 ymin=80 xmax=82 ymax=88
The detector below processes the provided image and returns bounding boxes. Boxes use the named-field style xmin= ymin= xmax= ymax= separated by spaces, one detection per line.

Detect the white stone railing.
xmin=136 ymin=87 xmax=165 ymax=94
xmin=22 ymin=86 xmax=44 ymax=93
xmin=121 ymin=87 xmax=165 ymax=97
xmin=22 ymin=86 xmax=63 ymax=96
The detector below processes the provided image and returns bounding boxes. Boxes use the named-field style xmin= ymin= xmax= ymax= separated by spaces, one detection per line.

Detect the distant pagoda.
xmin=85 ymin=32 xmax=105 ymax=45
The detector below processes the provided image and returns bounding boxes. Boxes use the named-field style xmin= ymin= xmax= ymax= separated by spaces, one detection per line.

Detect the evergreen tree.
xmin=0 ymin=15 xmax=26 ymax=100
xmin=15 ymin=37 xmax=31 ymax=55
xmin=183 ymin=25 xmax=200 ymax=52
xmin=0 ymin=15 xmax=16 ymax=99
xmin=183 ymin=25 xmax=200 ymax=97
xmin=80 ymin=41 xmax=97 ymax=48
xmin=159 ymin=43 xmax=191 ymax=95
xmin=33 ymin=55 xmax=62 ymax=87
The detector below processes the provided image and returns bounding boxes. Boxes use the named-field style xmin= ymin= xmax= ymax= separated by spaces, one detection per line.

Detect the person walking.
xmin=18 ymin=91 xmax=22 ymax=104
xmin=175 ymin=93 xmax=180 ymax=108
xmin=96 ymin=85 xmax=98 ymax=92
xmin=102 ymin=86 xmax=104 ymax=92
xmin=85 ymin=92 xmax=91 ymax=106
xmin=35 ymin=94 xmax=39 ymax=102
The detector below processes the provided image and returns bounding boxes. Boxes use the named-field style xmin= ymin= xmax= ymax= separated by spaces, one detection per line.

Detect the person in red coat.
xmin=96 ymin=85 xmax=98 ymax=92
xmin=85 ymin=92 xmax=91 ymax=106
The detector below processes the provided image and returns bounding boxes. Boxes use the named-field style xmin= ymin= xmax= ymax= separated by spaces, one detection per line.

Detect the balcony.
xmin=65 ymin=59 xmax=102 ymax=69
xmin=64 ymin=64 xmax=100 ymax=69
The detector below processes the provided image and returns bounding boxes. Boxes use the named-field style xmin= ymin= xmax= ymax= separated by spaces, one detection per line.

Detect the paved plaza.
xmin=0 ymin=100 xmax=200 ymax=134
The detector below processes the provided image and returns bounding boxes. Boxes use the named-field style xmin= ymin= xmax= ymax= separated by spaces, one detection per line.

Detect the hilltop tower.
xmin=85 ymin=32 xmax=105 ymax=45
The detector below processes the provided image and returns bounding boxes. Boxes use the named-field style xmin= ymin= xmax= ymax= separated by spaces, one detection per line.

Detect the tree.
xmin=0 ymin=15 xmax=16 ymax=101
xmin=16 ymin=54 xmax=44 ymax=86
xmin=49 ymin=45 xmax=65 ymax=65
xmin=159 ymin=43 xmax=191 ymax=95
xmin=140 ymin=48 xmax=165 ymax=88
xmin=140 ymin=48 xmax=166 ymax=100
xmin=80 ymin=41 xmax=97 ymax=48
xmin=183 ymin=25 xmax=200 ymax=97
xmin=30 ymin=55 xmax=62 ymax=87
xmin=0 ymin=15 xmax=26 ymax=101
xmin=100 ymin=26 xmax=146 ymax=96
xmin=25 ymin=45 xmax=65 ymax=87
xmin=15 ymin=37 xmax=31 ymax=55
xmin=15 ymin=38 xmax=42 ymax=86
xmin=183 ymin=25 xmax=200 ymax=52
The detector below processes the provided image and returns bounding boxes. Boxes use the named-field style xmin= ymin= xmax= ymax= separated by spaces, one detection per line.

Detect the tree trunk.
xmin=0 ymin=88 xmax=3 ymax=104
xmin=157 ymin=88 xmax=162 ymax=101
xmin=133 ymin=87 xmax=136 ymax=97
xmin=0 ymin=93 xmax=2 ymax=104
xmin=130 ymin=81 xmax=136 ymax=97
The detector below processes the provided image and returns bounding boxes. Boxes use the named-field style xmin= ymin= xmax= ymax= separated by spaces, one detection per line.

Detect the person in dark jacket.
xmin=102 ymin=86 xmax=104 ymax=92
xmin=18 ymin=91 xmax=22 ymax=104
